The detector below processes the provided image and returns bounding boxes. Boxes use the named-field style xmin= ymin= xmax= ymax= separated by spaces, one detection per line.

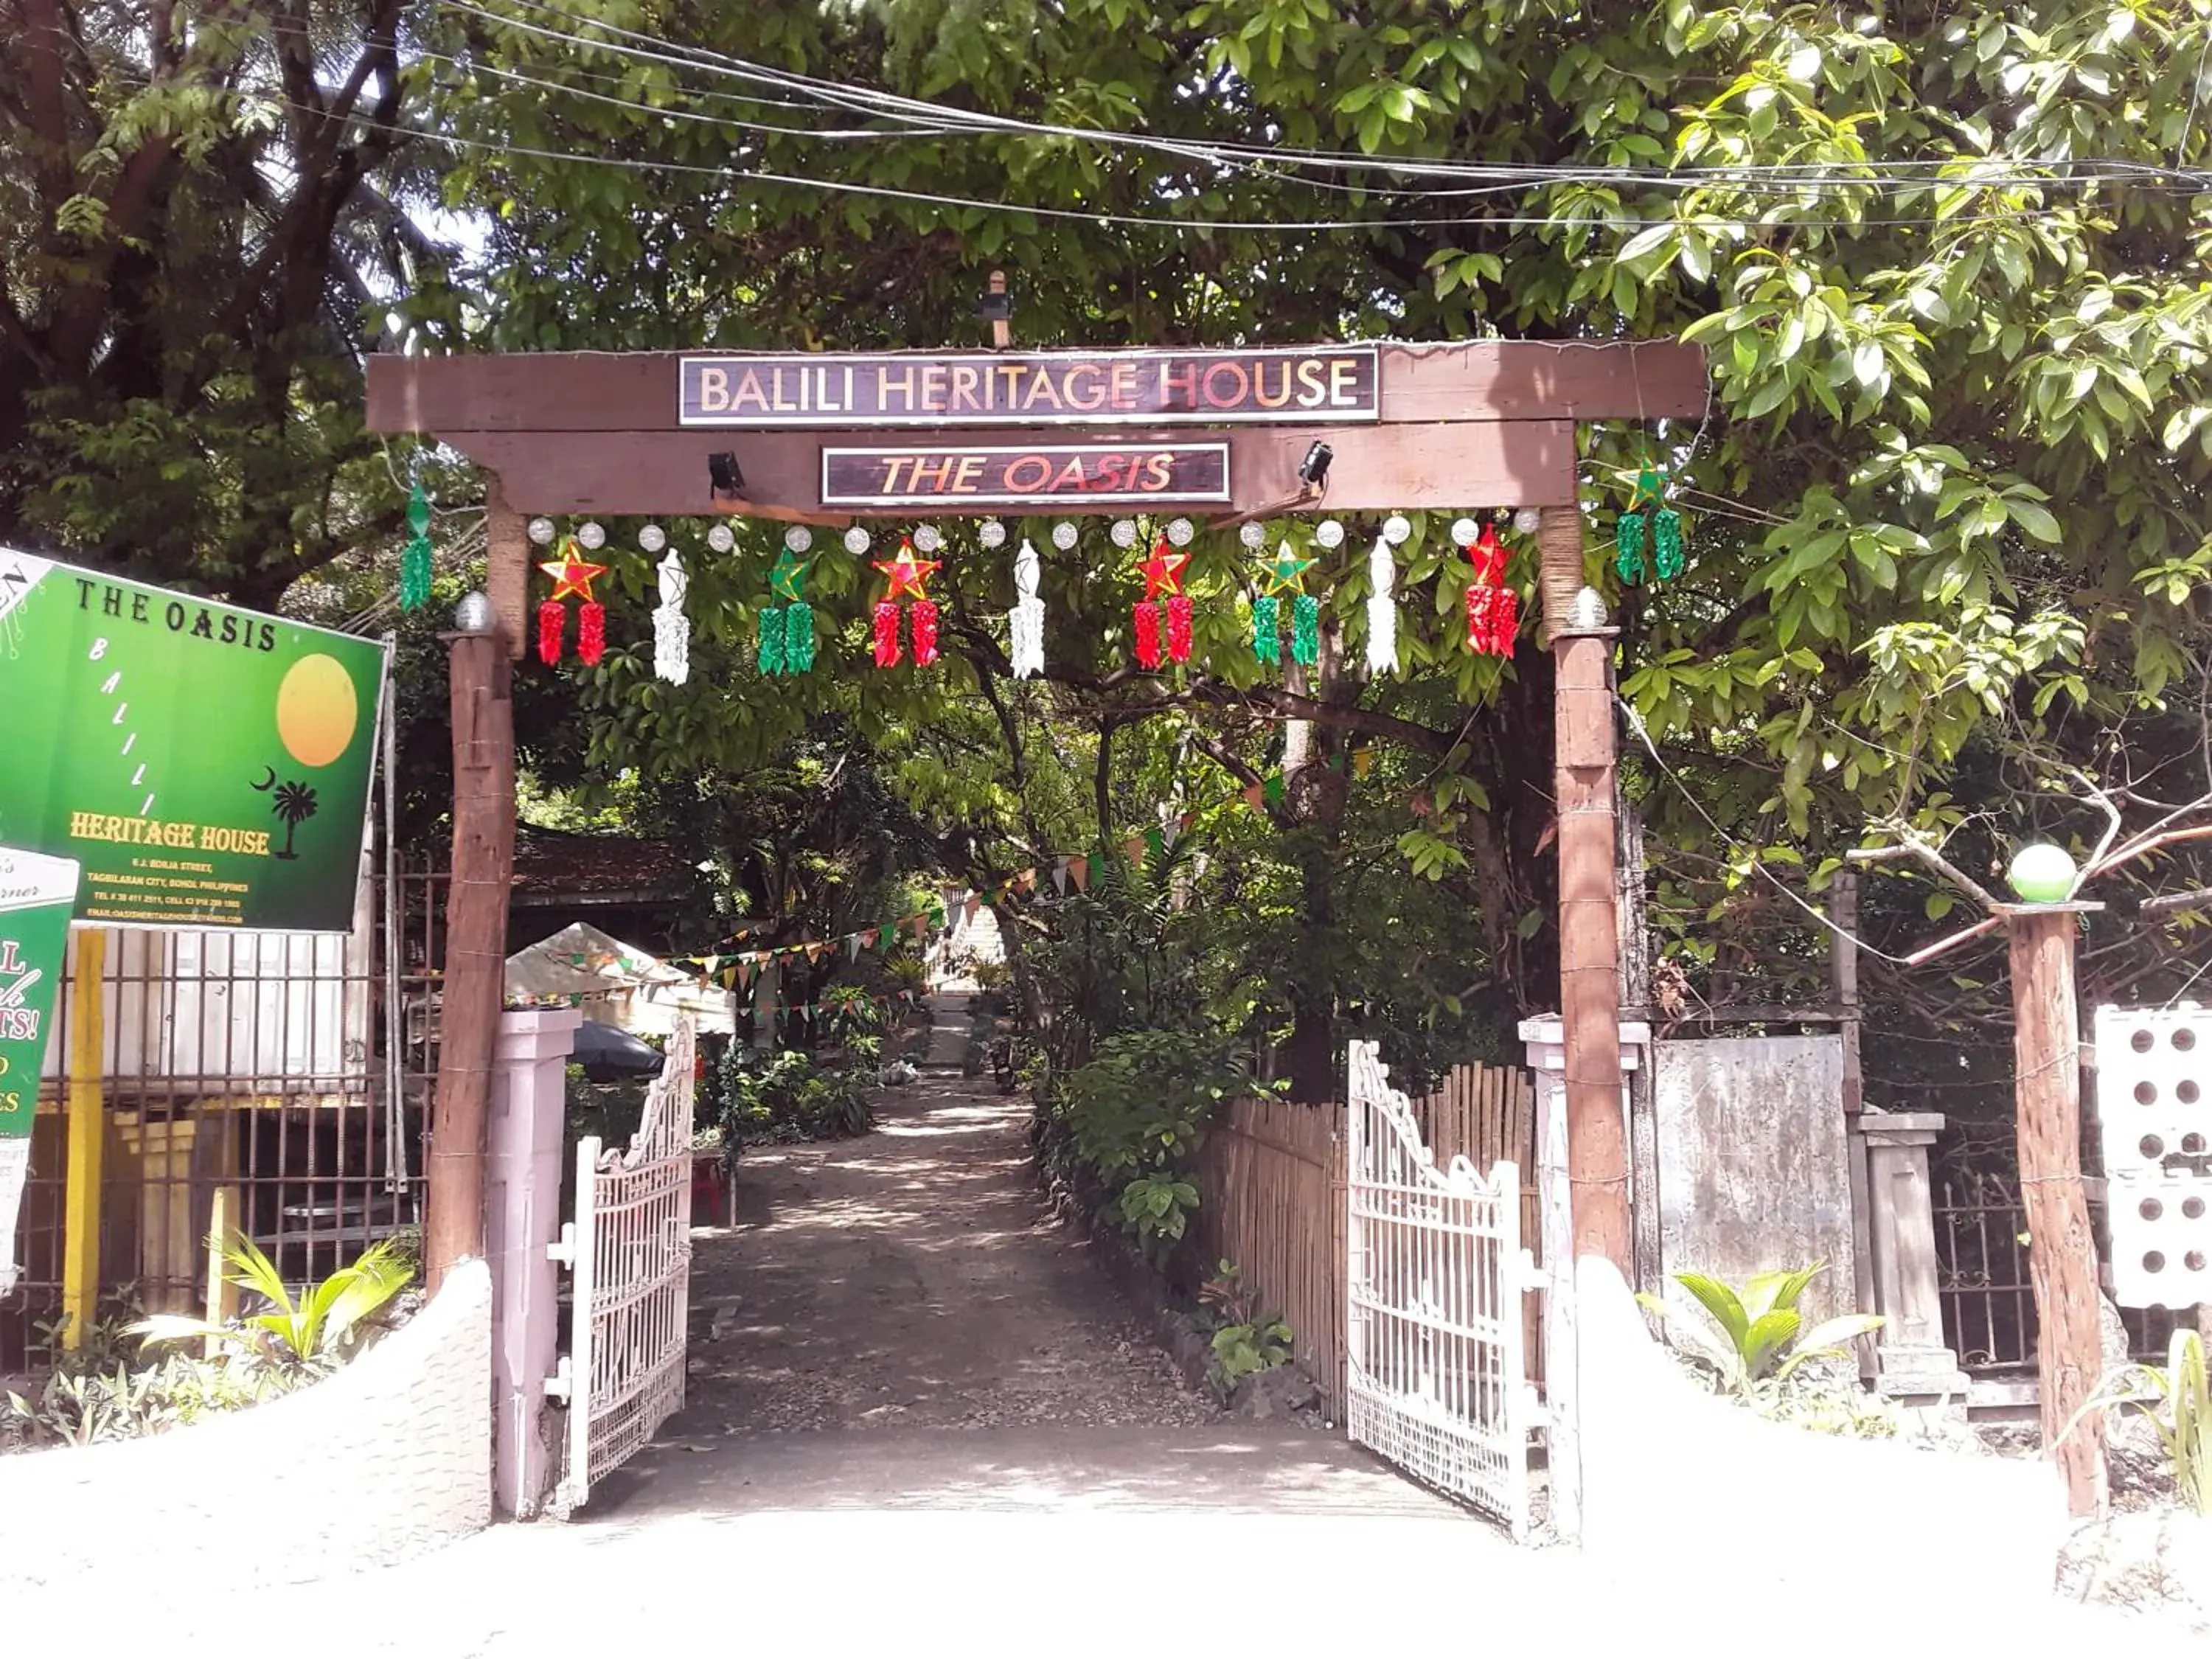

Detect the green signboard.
xmin=0 ymin=848 xmax=78 ymax=1138
xmin=0 ymin=549 xmax=387 ymax=933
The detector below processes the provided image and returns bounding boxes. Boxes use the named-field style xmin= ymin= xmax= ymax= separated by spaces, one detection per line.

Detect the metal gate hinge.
xmin=1515 ymin=1249 xmax=1547 ymax=1293
xmin=546 ymin=1222 xmax=577 ymax=1266
xmin=543 ymin=1356 xmax=572 ymax=1402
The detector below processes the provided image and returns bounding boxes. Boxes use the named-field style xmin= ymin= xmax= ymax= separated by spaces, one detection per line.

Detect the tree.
xmin=0 ymin=1 xmax=462 ymax=604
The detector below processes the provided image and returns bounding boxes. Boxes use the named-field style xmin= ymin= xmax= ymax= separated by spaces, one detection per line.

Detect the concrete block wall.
xmin=0 ymin=1258 xmax=492 ymax=1593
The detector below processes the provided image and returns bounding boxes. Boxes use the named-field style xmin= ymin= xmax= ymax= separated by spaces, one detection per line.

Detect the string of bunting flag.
xmin=668 ymin=744 xmax=1382 ymax=990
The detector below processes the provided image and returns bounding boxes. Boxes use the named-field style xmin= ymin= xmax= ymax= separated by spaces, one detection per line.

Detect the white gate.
xmin=1344 ymin=1039 xmax=1535 ymax=1537
xmin=549 ymin=1016 xmax=696 ymax=1516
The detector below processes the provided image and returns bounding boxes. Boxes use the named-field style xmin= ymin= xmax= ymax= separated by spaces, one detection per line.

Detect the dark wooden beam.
xmin=428 ymin=420 xmax=1579 ymax=518
xmin=366 ymin=341 xmax=1707 ymax=435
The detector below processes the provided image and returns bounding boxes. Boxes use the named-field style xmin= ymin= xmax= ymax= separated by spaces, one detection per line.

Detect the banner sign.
xmin=680 ymin=346 xmax=1380 ymax=428
xmin=821 ymin=443 xmax=1230 ymax=508
xmin=0 ymin=549 xmax=387 ymax=933
xmin=0 ymin=848 xmax=76 ymax=1295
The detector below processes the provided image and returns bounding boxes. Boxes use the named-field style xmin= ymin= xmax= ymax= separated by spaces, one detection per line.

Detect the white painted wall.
xmin=0 ymin=1259 xmax=491 ymax=1592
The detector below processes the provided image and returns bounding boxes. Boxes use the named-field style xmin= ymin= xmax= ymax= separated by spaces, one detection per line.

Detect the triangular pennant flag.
xmin=1053 ymin=857 xmax=1071 ymax=894
xmin=1263 ymin=773 xmax=1287 ymax=808
xmin=1144 ymin=827 xmax=1166 ymax=864
xmin=964 ymin=894 xmax=981 ymax=922
xmin=848 ymin=935 xmax=862 ymax=961
xmin=1352 ymin=747 xmax=1375 ymax=779
xmin=1124 ymin=836 xmax=1146 ymax=867
xmin=1069 ymin=855 xmax=1091 ymax=893
xmin=1242 ymin=782 xmax=1266 ymax=810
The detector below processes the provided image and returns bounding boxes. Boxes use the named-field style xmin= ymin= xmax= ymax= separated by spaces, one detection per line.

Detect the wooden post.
xmin=986 ymin=270 xmax=1012 ymax=349
xmin=1540 ymin=507 xmax=1632 ymax=1271
xmin=486 ymin=481 xmax=531 ymax=665
xmin=58 ymin=929 xmax=106 ymax=1349
xmin=426 ymin=624 xmax=517 ymax=1291
xmin=2003 ymin=902 xmax=2107 ymax=1517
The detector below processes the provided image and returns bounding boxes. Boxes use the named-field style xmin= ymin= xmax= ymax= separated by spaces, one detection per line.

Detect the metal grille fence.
xmin=1934 ymin=1168 xmax=2182 ymax=1374
xmin=1 ymin=860 xmax=444 ymax=1372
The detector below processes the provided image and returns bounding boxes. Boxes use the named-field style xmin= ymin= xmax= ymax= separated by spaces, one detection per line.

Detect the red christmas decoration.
xmin=1459 ymin=521 xmax=1517 ymax=658
xmin=577 ymin=602 xmax=606 ymax=667
xmin=537 ymin=600 xmax=565 ymax=666
xmin=1133 ymin=601 xmax=1164 ymax=669
xmin=537 ymin=539 xmax=610 ymax=666
xmin=872 ymin=600 xmax=902 ymax=667
xmin=871 ymin=538 xmax=941 ymax=669
xmin=1134 ymin=536 xmax=1192 ymax=668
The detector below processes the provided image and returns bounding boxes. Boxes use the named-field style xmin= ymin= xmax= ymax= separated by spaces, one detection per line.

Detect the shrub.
xmin=2065 ymin=1327 xmax=2211 ymax=1515
xmin=132 ymin=1234 xmax=414 ymax=1371
xmin=717 ymin=1048 xmax=874 ymax=1145
xmin=1638 ymin=1261 xmax=1884 ymax=1398
xmin=1200 ymin=1261 xmax=1295 ymax=1394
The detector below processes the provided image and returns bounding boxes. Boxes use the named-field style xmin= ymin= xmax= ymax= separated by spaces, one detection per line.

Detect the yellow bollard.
xmin=58 ymin=930 xmax=106 ymax=1352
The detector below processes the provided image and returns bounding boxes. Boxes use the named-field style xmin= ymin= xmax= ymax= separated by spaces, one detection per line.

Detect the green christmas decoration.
xmin=1291 ymin=594 xmax=1319 ymax=667
xmin=757 ymin=548 xmax=815 ymax=678
xmin=1253 ymin=595 xmax=1282 ymax=664
xmin=399 ymin=481 xmax=434 ymax=612
xmin=1614 ymin=464 xmax=1684 ymax=587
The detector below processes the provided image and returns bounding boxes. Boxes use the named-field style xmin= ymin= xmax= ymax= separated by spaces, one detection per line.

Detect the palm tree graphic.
xmin=270 ymin=780 xmax=319 ymax=861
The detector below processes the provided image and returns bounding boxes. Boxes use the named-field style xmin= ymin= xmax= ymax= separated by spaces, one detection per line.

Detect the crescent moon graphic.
xmin=251 ymin=766 xmax=277 ymax=791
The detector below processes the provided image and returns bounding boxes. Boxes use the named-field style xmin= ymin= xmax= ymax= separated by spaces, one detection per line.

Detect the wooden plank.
xmin=366 ymin=341 xmax=1708 ymax=435
xmin=434 ymin=420 xmax=1579 ymax=520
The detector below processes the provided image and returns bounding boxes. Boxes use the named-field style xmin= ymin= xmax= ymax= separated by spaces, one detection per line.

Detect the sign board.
xmin=0 ymin=848 xmax=77 ymax=1296
xmin=821 ymin=443 xmax=1230 ymax=508
xmin=0 ymin=549 xmax=387 ymax=933
xmin=680 ymin=346 xmax=1380 ymax=428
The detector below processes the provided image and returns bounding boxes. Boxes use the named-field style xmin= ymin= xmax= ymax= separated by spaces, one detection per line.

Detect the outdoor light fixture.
xmin=2008 ymin=844 xmax=2079 ymax=904
xmin=1382 ymin=514 xmax=1413 ymax=546
xmin=708 ymin=451 xmax=746 ymax=499
xmin=784 ymin=524 xmax=813 ymax=554
xmin=1315 ymin=519 xmax=1346 ymax=550
xmin=1570 ymin=586 xmax=1610 ymax=631
xmin=526 ymin=516 xmax=556 ymax=546
xmin=576 ymin=521 xmax=607 ymax=551
xmin=844 ymin=525 xmax=872 ymax=554
xmin=1450 ymin=517 xmax=1479 ymax=544
xmin=706 ymin=523 xmax=735 ymax=554
xmin=638 ymin=524 xmax=667 ymax=554
xmin=1109 ymin=518 xmax=1138 ymax=549
xmin=1297 ymin=441 xmax=1333 ymax=489
xmin=1513 ymin=507 xmax=1543 ymax=536
xmin=1239 ymin=521 xmax=1268 ymax=549
xmin=913 ymin=524 xmax=943 ymax=554
xmin=1165 ymin=518 xmax=1195 ymax=548
xmin=1051 ymin=521 xmax=1079 ymax=551
xmin=978 ymin=518 xmax=1007 ymax=549
xmin=974 ymin=288 xmax=1015 ymax=325
xmin=453 ymin=591 xmax=495 ymax=633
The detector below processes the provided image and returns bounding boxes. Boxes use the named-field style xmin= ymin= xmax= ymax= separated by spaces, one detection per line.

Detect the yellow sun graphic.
xmin=275 ymin=654 xmax=359 ymax=769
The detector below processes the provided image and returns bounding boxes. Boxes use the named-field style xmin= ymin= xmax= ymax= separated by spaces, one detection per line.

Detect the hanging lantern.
xmin=536 ymin=537 xmax=608 ymax=667
xmin=1457 ymin=519 xmax=1518 ymax=658
xmin=1009 ymin=538 xmax=1045 ymax=678
xmin=1253 ymin=540 xmax=1317 ymax=668
xmin=1615 ymin=464 xmax=1684 ymax=585
xmin=872 ymin=537 xmax=941 ymax=669
xmin=399 ymin=481 xmax=434 ymax=612
xmin=1133 ymin=534 xmax=1192 ymax=669
xmin=757 ymin=546 xmax=814 ymax=677
xmin=1365 ymin=532 xmax=1399 ymax=675
xmin=652 ymin=549 xmax=690 ymax=684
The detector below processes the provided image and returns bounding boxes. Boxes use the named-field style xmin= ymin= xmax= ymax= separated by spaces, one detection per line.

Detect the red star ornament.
xmin=540 ymin=543 xmax=608 ymax=603
xmin=1139 ymin=538 xmax=1189 ymax=601
xmin=874 ymin=538 xmax=940 ymax=602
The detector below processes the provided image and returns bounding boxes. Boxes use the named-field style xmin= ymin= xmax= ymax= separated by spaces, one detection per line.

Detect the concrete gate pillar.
xmin=486 ymin=1005 xmax=581 ymax=1518
xmin=1855 ymin=1107 xmax=1969 ymax=1413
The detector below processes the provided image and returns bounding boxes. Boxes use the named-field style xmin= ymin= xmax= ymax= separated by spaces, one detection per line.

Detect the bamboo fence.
xmin=1193 ymin=1060 xmax=1540 ymax=1418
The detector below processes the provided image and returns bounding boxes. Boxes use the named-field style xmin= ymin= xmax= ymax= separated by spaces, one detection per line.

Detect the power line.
xmin=435 ymin=0 xmax=2212 ymax=198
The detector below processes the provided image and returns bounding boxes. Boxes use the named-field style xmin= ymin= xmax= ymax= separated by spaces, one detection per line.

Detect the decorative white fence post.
xmin=1519 ymin=1015 xmax=1648 ymax=1544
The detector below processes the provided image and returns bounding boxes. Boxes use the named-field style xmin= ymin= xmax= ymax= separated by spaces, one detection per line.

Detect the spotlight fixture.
xmin=978 ymin=518 xmax=1007 ymax=549
xmin=783 ymin=525 xmax=813 ymax=554
xmin=974 ymin=285 xmax=1015 ymax=325
xmin=1296 ymin=441 xmax=1333 ymax=490
xmin=1238 ymin=521 xmax=1268 ymax=549
xmin=706 ymin=523 xmax=735 ymax=554
xmin=1314 ymin=518 xmax=1346 ymax=550
xmin=526 ymin=516 xmax=556 ymax=546
xmin=576 ymin=521 xmax=607 ymax=551
xmin=707 ymin=451 xmax=746 ymax=499
xmin=638 ymin=524 xmax=667 ymax=554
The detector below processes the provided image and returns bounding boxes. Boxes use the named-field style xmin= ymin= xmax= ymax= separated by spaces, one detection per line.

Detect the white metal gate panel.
xmin=1344 ymin=1039 xmax=1533 ymax=1537
xmin=551 ymin=1016 xmax=696 ymax=1515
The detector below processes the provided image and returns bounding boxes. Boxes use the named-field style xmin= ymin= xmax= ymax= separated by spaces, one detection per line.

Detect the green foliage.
xmin=5 ymin=1352 xmax=305 ymax=1449
xmin=1042 ymin=1029 xmax=1247 ymax=1266
xmin=717 ymin=1048 xmax=875 ymax=1145
xmin=131 ymin=1234 xmax=415 ymax=1371
xmin=1639 ymin=1262 xmax=1883 ymax=1397
xmin=1200 ymin=1262 xmax=1295 ymax=1393
xmin=2066 ymin=1329 xmax=2212 ymax=1516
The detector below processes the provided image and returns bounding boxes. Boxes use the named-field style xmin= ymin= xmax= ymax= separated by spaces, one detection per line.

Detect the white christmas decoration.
xmin=652 ymin=549 xmax=691 ymax=684
xmin=1365 ymin=532 xmax=1399 ymax=676
xmin=1009 ymin=539 xmax=1046 ymax=679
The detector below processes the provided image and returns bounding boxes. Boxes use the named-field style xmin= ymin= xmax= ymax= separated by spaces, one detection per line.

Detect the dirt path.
xmin=680 ymin=1070 xmax=1222 ymax=1436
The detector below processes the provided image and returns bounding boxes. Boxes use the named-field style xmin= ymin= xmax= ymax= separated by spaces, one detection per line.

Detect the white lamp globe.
xmin=2007 ymin=843 xmax=2077 ymax=904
